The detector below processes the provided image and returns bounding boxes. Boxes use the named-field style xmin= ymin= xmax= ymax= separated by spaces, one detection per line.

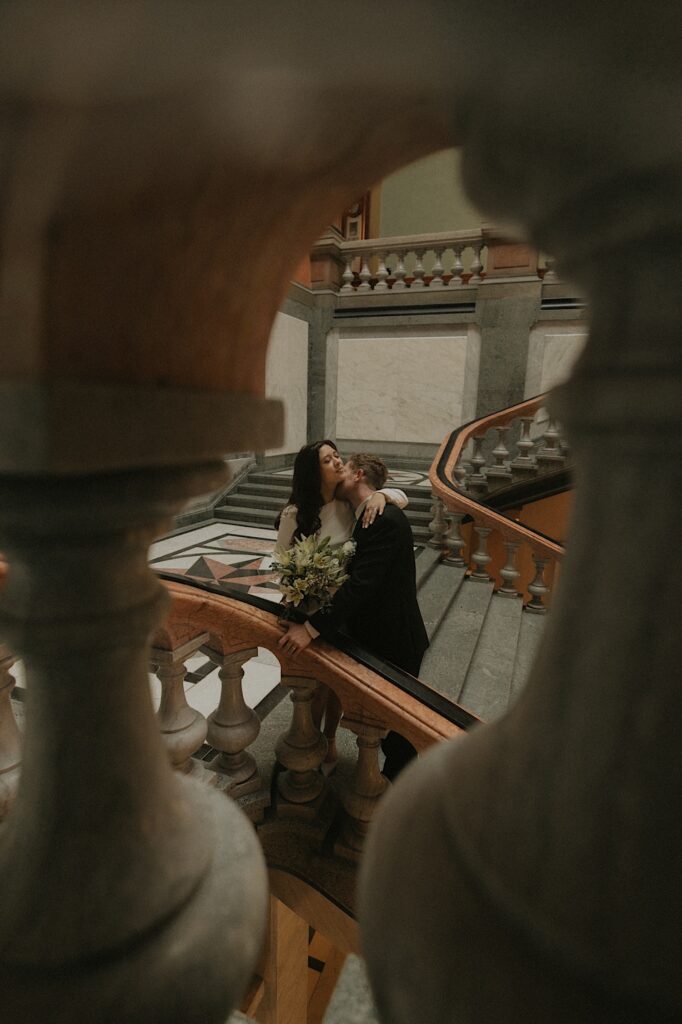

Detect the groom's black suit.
xmin=308 ymin=502 xmax=428 ymax=777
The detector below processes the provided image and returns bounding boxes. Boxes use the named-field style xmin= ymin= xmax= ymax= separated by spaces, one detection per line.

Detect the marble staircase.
xmin=213 ymin=467 xmax=434 ymax=543
xmin=416 ymin=552 xmax=546 ymax=722
xmin=211 ymin=456 xmax=550 ymax=724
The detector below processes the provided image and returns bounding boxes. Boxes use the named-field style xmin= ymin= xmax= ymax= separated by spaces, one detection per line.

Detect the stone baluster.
xmin=374 ymin=252 xmax=390 ymax=292
xmin=443 ymin=513 xmax=467 ymax=567
xmin=336 ymin=716 xmax=388 ymax=860
xmin=485 ymin=425 xmax=513 ymax=488
xmin=357 ymin=255 xmax=372 ymax=292
xmin=0 ymin=468 xmax=267 ymax=1020
xmin=430 ymin=249 xmax=445 ymax=288
xmin=275 ymin=675 xmax=328 ymax=815
xmin=0 ymin=646 xmax=21 ymax=822
xmin=526 ymin=555 xmax=550 ymax=613
xmin=536 ymin=418 xmax=565 ymax=470
xmin=428 ymin=494 xmax=449 ymax=549
xmin=357 ymin=13 xmax=682 ymax=1024
xmin=498 ymin=541 xmax=522 ymax=597
xmin=392 ymin=251 xmax=408 ymax=291
xmin=151 ymin=632 xmax=210 ymax=773
xmin=448 ymin=244 xmax=465 ymax=286
xmin=454 ymin=459 xmax=469 ymax=489
xmin=340 ymin=254 xmax=355 ymax=293
xmin=205 ymin=647 xmax=262 ymax=796
xmin=469 ymin=242 xmax=484 ymax=282
xmin=510 ymin=416 xmax=538 ymax=480
xmin=411 ymin=250 xmax=426 ymax=289
xmin=467 ymin=434 xmax=489 ymax=495
xmin=470 ymin=525 xmax=493 ymax=581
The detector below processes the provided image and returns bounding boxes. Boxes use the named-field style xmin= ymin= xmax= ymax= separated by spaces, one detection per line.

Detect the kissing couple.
xmin=276 ymin=440 xmax=428 ymax=780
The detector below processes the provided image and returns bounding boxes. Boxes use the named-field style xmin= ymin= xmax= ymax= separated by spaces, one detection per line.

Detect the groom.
xmin=278 ymin=453 xmax=428 ymax=779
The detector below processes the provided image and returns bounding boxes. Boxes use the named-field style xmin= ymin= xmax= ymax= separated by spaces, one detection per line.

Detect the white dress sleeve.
xmin=380 ymin=487 xmax=409 ymax=509
xmin=276 ymin=505 xmax=298 ymax=549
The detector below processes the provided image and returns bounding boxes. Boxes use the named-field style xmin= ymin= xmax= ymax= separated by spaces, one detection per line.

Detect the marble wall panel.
xmin=325 ymin=329 xmax=339 ymax=439
xmin=265 ymin=311 xmax=309 ymax=455
xmin=525 ymin=322 xmax=588 ymax=397
xmin=462 ymin=325 xmax=481 ymax=423
xmin=334 ymin=327 xmax=479 ymax=443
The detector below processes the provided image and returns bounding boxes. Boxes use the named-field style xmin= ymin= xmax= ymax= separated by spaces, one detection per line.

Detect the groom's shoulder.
xmin=383 ymin=501 xmax=409 ymax=524
xmin=370 ymin=501 xmax=410 ymax=536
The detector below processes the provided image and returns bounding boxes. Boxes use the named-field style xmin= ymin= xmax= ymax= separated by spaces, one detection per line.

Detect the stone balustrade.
xmin=453 ymin=397 xmax=571 ymax=498
xmin=428 ymin=394 xmax=567 ymax=611
xmin=154 ymin=580 xmax=468 ymax=850
xmin=1 ymin=572 xmax=468 ymax=850
xmin=311 ymin=227 xmax=556 ymax=296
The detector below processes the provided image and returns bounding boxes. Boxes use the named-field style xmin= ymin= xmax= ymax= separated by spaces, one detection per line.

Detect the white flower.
xmin=271 ymin=533 xmax=356 ymax=613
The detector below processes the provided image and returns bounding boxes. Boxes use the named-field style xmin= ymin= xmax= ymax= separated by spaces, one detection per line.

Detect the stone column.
xmin=275 ymin=676 xmax=328 ymax=818
xmin=336 ymin=716 xmax=388 ymax=861
xmin=0 ymin=468 xmax=268 ymax=1022
xmin=206 ymin=647 xmax=262 ymax=796
xmin=359 ymin=7 xmax=682 ymax=1022
xmin=151 ymin=633 xmax=210 ymax=773
xmin=0 ymin=646 xmax=21 ymax=821
xmin=474 ymin=281 xmax=542 ymax=417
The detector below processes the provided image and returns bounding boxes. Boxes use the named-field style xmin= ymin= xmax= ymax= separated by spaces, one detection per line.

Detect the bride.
xmin=275 ymin=439 xmax=407 ymax=769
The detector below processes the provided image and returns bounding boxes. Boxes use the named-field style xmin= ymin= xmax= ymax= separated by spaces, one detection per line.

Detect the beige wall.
xmin=378 ymin=148 xmax=484 ymax=236
xmin=265 ymin=312 xmax=309 ymax=455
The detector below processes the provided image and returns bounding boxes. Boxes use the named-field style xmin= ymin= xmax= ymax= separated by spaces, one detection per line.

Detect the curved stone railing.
xmin=153 ymin=579 xmax=473 ymax=857
xmin=329 ymin=227 xmax=556 ymax=295
xmin=340 ymin=228 xmax=489 ymax=293
xmin=429 ymin=395 xmax=568 ymax=611
xmin=0 ymin=570 xmax=473 ymax=850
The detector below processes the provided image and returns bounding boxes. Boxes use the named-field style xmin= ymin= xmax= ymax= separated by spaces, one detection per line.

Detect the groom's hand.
xmin=277 ymin=622 xmax=313 ymax=655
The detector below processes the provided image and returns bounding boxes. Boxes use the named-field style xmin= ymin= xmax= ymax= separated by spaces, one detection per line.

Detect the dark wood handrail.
xmin=156 ymin=576 xmax=476 ymax=752
xmin=429 ymin=395 xmax=565 ymax=562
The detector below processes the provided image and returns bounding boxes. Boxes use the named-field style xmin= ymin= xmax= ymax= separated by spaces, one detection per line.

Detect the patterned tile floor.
xmin=149 ymin=522 xmax=282 ymax=604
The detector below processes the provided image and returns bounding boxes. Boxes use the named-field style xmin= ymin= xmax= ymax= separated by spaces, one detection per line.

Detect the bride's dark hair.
xmin=275 ymin=439 xmax=338 ymax=540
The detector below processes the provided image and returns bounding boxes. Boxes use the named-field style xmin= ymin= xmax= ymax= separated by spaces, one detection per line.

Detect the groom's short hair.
xmin=348 ymin=453 xmax=388 ymax=490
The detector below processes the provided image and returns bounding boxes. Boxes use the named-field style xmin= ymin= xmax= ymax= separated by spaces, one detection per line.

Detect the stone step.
xmin=213 ymin=506 xmax=431 ymax=545
xmin=246 ymin=472 xmax=430 ymax=501
xmin=509 ymin=608 xmax=546 ymax=705
xmin=414 ymin=545 xmax=442 ymax=589
xmin=238 ymin=481 xmax=291 ymax=498
xmin=418 ymin=562 xmax=467 ymax=642
xmin=216 ymin=502 xmax=433 ymax=531
xmin=246 ymin=471 xmax=293 ymax=488
xmin=458 ymin=594 xmax=524 ymax=721
xmin=344 ymin=451 xmax=434 ymax=472
xmin=214 ymin=506 xmax=280 ymax=528
xmin=225 ymin=491 xmax=435 ymax=519
xmin=228 ymin=493 xmax=290 ymax=512
xmin=419 ymin=577 xmax=495 ymax=704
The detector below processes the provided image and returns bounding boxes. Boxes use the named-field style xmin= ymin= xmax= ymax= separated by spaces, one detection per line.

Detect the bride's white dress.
xmin=276 ymin=489 xmax=408 ymax=549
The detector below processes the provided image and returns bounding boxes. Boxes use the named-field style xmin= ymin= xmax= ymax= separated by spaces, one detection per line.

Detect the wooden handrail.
xmin=429 ymin=395 xmax=565 ymax=562
xmin=159 ymin=581 xmax=470 ymax=753
xmin=337 ymin=227 xmax=487 ymax=256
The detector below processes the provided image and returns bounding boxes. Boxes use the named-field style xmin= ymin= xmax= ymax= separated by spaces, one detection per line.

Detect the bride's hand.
xmin=362 ymin=491 xmax=386 ymax=528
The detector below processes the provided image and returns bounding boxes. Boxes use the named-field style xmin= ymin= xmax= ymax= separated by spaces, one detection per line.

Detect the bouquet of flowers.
xmin=271 ymin=535 xmax=356 ymax=615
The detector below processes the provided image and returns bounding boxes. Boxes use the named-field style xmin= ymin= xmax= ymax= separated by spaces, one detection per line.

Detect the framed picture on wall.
xmin=342 ymin=192 xmax=371 ymax=241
